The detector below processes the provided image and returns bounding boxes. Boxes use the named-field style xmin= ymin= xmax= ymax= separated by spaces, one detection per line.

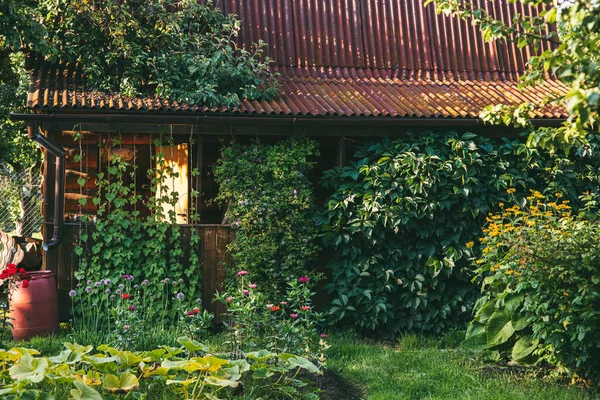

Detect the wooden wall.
xmin=44 ymin=222 xmax=233 ymax=321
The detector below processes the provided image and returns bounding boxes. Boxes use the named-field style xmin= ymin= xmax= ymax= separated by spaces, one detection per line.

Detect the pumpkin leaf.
xmin=71 ymin=380 xmax=103 ymax=400
xmin=103 ymin=372 xmax=139 ymax=393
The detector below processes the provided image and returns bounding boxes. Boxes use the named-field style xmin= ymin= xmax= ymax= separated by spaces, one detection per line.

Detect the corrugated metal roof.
xmin=26 ymin=0 xmax=568 ymax=119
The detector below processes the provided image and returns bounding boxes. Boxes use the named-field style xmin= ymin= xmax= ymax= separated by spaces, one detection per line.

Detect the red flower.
xmin=192 ymin=307 xmax=200 ymax=314
xmin=19 ymin=268 xmax=26 ymax=274
xmin=270 ymin=305 xmax=281 ymax=312
xmin=301 ymin=306 xmax=311 ymax=311
xmin=22 ymin=279 xmax=29 ymax=288
xmin=6 ymin=264 xmax=16 ymax=269
xmin=186 ymin=310 xmax=195 ymax=316
xmin=121 ymin=294 xmax=131 ymax=299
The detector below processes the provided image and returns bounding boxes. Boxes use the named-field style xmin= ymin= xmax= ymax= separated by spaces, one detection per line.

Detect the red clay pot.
xmin=10 ymin=270 xmax=59 ymax=341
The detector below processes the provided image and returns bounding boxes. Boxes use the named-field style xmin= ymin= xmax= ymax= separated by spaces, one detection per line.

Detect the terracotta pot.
xmin=10 ymin=271 xmax=59 ymax=341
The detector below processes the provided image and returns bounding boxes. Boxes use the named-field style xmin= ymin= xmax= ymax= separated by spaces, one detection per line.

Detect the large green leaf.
xmin=245 ymin=350 xmax=275 ymax=363
xmin=176 ymin=336 xmax=208 ymax=353
xmin=70 ymin=381 xmax=103 ymax=400
xmin=511 ymin=335 xmax=539 ymax=363
xmin=103 ymin=372 xmax=139 ymax=393
xmin=9 ymin=353 xmax=48 ymax=383
xmin=462 ymin=322 xmax=493 ymax=350
xmin=285 ymin=355 xmax=322 ymax=375
xmin=486 ymin=309 xmax=515 ymax=346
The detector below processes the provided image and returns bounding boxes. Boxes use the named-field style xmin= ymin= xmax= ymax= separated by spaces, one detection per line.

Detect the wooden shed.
xmin=11 ymin=0 xmax=567 ymax=318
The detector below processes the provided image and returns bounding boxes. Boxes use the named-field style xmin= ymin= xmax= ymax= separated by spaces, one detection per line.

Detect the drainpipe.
xmin=28 ymin=122 xmax=66 ymax=250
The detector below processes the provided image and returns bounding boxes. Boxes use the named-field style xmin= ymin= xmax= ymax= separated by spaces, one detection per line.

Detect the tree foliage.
xmin=320 ymin=132 xmax=600 ymax=336
xmin=427 ymin=0 xmax=600 ymax=153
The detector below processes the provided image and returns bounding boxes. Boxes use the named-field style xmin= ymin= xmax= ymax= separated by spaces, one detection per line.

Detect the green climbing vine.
xmin=74 ymin=135 xmax=202 ymax=315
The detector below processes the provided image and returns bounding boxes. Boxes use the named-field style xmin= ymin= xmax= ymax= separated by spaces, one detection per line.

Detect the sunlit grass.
xmin=327 ymin=332 xmax=592 ymax=400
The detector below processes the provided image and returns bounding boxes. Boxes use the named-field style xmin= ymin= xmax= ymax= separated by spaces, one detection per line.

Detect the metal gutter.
xmin=28 ymin=122 xmax=66 ymax=251
xmin=10 ymin=112 xmax=567 ymax=128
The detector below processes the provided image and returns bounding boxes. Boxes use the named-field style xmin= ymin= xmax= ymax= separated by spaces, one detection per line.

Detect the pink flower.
xmin=280 ymin=301 xmax=288 ymax=305
xmin=226 ymin=296 xmax=233 ymax=303
xmin=298 ymin=277 xmax=310 ymax=283
xmin=128 ymin=305 xmax=136 ymax=311
xmin=243 ymin=290 xmax=249 ymax=295
xmin=301 ymin=305 xmax=311 ymax=311
xmin=290 ymin=313 xmax=298 ymax=319
xmin=321 ymin=334 xmax=328 ymax=338
xmin=266 ymin=304 xmax=274 ymax=308
xmin=237 ymin=271 xmax=248 ymax=276
xmin=249 ymin=283 xmax=256 ymax=289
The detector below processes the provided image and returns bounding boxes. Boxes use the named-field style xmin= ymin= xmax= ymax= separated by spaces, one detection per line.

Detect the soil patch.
xmin=320 ymin=369 xmax=364 ymax=400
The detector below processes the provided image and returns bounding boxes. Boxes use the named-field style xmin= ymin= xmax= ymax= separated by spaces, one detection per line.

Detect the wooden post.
xmin=337 ymin=137 xmax=346 ymax=167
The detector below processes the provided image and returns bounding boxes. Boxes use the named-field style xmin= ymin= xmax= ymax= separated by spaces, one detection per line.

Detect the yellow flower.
xmin=555 ymin=192 xmax=563 ymax=198
xmin=498 ymin=202 xmax=504 ymax=208
xmin=476 ymin=259 xmax=484 ymax=264
xmin=466 ymin=241 xmax=474 ymax=248
xmin=563 ymin=291 xmax=569 ymax=296
xmin=507 ymin=188 xmax=516 ymax=194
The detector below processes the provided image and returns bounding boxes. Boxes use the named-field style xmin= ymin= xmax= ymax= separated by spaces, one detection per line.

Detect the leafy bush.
xmin=320 ymin=132 xmax=600 ymax=336
xmin=30 ymin=0 xmax=278 ymax=106
xmin=0 ymin=337 xmax=322 ymax=399
xmin=466 ymin=192 xmax=600 ymax=386
xmin=216 ymin=271 xmax=328 ymax=371
xmin=214 ymin=138 xmax=321 ymax=297
xmin=75 ymin=138 xmax=203 ymax=318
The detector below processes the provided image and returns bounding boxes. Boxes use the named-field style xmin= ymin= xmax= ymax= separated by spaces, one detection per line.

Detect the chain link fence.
xmin=0 ymin=168 xmax=43 ymax=239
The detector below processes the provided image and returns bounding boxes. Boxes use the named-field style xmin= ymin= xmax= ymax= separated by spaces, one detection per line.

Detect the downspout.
xmin=28 ymin=122 xmax=66 ymax=251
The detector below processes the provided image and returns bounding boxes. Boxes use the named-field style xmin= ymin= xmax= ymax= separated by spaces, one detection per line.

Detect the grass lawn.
xmin=327 ymin=333 xmax=592 ymax=400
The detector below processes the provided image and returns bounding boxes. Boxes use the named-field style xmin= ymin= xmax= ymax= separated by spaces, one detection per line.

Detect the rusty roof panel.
xmin=26 ymin=0 xmax=567 ymax=119
xmin=25 ymin=58 xmax=568 ymax=118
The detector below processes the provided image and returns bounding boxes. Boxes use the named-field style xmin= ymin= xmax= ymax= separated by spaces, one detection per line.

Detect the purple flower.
xmin=104 ymin=279 xmax=112 ymax=286
xmin=133 ymin=284 xmax=139 ymax=289
xmin=243 ymin=290 xmax=249 ymax=295
xmin=176 ymin=292 xmax=184 ymax=300
xmin=321 ymin=333 xmax=328 ymax=339
xmin=196 ymin=298 xmax=202 ymax=304
xmin=128 ymin=305 xmax=136 ymax=311
xmin=76 ymin=283 xmax=82 ymax=288
xmin=68 ymin=290 xmax=77 ymax=297
xmin=87 ymin=280 xmax=93 ymax=285
xmin=237 ymin=271 xmax=248 ymax=276
xmin=105 ymin=289 xmax=111 ymax=294
xmin=94 ymin=282 xmax=102 ymax=287
xmin=118 ymin=284 xmax=125 ymax=289
xmin=85 ymin=286 xmax=93 ymax=293
xmin=298 ymin=277 xmax=310 ymax=283
xmin=116 ymin=289 xmax=122 ymax=295
xmin=141 ymin=279 xmax=149 ymax=287
xmin=163 ymin=278 xmax=170 ymax=284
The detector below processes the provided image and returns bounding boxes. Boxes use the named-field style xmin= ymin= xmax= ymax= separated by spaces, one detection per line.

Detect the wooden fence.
xmin=43 ymin=223 xmax=233 ymax=322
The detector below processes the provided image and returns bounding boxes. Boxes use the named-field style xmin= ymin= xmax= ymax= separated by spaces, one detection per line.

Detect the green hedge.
xmin=319 ymin=132 xmax=600 ymax=336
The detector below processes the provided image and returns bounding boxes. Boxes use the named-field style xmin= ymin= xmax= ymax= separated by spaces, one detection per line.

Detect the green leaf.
xmin=511 ymin=335 xmax=538 ymax=363
xmin=246 ymin=350 xmax=275 ymax=363
xmin=9 ymin=353 xmax=48 ymax=383
xmin=486 ymin=309 xmax=515 ymax=346
xmin=252 ymin=367 xmax=274 ymax=379
xmin=78 ymin=197 xmax=88 ymax=206
xmin=77 ymin=177 xmax=86 ymax=187
xmin=176 ymin=336 xmax=208 ymax=353
xmin=103 ymin=372 xmax=139 ymax=393
xmin=70 ymin=381 xmax=103 ymax=400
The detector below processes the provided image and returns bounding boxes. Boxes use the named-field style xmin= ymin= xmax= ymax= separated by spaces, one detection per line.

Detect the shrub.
xmin=466 ymin=191 xmax=600 ymax=386
xmin=320 ymin=132 xmax=600 ymax=336
xmin=216 ymin=271 xmax=328 ymax=371
xmin=213 ymin=138 xmax=321 ymax=297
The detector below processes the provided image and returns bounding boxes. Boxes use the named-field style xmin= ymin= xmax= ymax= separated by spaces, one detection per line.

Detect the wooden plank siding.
xmin=43 ymin=223 xmax=233 ymax=322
